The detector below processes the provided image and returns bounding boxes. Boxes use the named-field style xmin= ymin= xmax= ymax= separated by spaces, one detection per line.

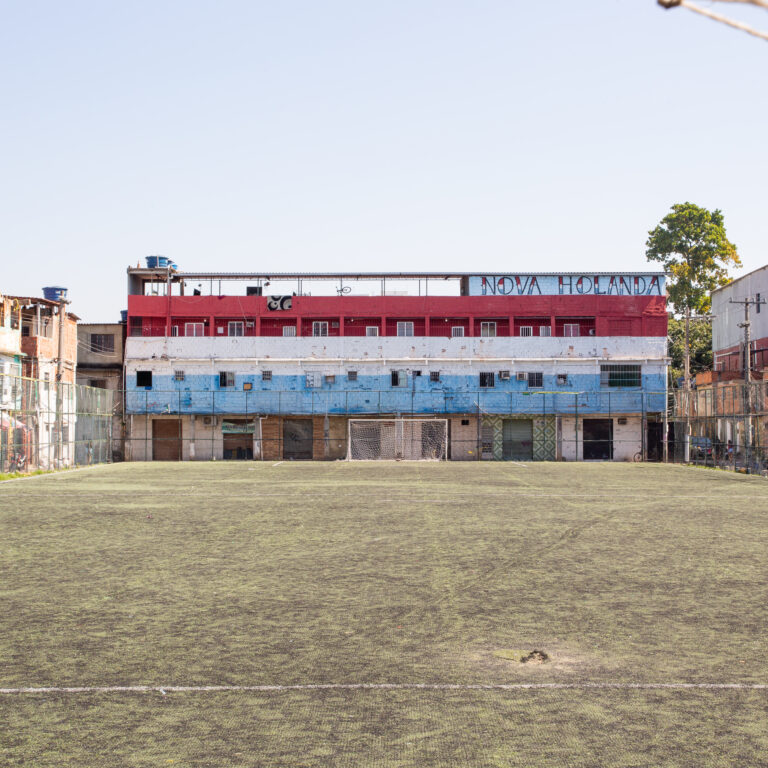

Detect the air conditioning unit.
xmin=516 ymin=372 xmax=527 ymax=382
xmin=246 ymin=321 xmax=255 ymax=328
xmin=499 ymin=370 xmax=511 ymax=381
xmin=556 ymin=374 xmax=568 ymax=386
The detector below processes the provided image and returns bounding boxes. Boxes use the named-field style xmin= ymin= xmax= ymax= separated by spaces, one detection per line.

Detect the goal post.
xmin=347 ymin=418 xmax=448 ymax=461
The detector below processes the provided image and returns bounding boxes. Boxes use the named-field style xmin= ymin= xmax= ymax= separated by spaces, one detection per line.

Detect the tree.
xmin=667 ymin=316 xmax=712 ymax=384
xmin=646 ymin=202 xmax=740 ymax=389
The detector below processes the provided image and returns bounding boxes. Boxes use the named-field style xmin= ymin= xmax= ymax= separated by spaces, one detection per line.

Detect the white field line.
xmin=1 ymin=683 xmax=767 ymax=695
xmin=272 ymin=461 xmax=284 ymax=467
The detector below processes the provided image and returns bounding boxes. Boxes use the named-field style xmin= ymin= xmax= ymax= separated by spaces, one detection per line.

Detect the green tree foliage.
xmin=667 ymin=316 xmax=712 ymax=383
xmin=646 ymin=202 xmax=740 ymax=315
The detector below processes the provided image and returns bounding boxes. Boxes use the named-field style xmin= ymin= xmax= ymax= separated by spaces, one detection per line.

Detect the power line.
xmin=658 ymin=0 xmax=768 ymax=42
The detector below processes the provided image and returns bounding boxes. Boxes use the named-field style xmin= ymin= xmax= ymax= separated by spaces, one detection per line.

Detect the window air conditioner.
xmin=499 ymin=370 xmax=511 ymax=381
xmin=516 ymin=372 xmax=527 ymax=382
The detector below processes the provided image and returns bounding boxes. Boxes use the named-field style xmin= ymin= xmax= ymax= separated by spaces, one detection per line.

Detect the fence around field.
xmin=669 ymin=380 xmax=768 ymax=474
xmin=0 ymin=373 xmax=117 ymax=473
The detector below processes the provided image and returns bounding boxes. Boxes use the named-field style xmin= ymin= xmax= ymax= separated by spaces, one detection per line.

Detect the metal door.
xmin=283 ymin=419 xmax=314 ymax=459
xmin=502 ymin=419 xmax=533 ymax=460
xmin=583 ymin=418 xmax=613 ymax=460
xmin=152 ymin=419 xmax=182 ymax=461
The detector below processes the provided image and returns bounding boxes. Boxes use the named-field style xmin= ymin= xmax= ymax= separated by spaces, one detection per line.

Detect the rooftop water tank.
xmin=42 ymin=286 xmax=68 ymax=302
xmin=145 ymin=255 xmax=170 ymax=269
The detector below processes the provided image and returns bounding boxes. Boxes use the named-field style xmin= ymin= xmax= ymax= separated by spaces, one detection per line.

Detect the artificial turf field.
xmin=1 ymin=462 xmax=768 ymax=767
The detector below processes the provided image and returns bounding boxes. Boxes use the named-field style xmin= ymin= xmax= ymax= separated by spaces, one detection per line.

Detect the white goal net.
xmin=348 ymin=419 xmax=448 ymax=461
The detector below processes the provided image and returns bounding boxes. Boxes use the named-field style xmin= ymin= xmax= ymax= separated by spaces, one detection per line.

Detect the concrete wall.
xmin=712 ymin=266 xmax=768 ymax=353
xmin=560 ymin=416 xmax=643 ymax=461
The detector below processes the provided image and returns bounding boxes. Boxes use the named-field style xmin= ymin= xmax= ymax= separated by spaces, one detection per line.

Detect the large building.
xmin=124 ymin=264 xmax=668 ymax=462
xmin=76 ymin=321 xmax=126 ymax=461
xmin=712 ymin=264 xmax=768 ymax=374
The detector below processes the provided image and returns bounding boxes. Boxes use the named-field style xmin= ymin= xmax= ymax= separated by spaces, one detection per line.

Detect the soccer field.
xmin=2 ymin=462 xmax=768 ymax=767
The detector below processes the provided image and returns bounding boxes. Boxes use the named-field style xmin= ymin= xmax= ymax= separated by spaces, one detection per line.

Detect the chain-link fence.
xmin=0 ymin=373 xmax=117 ymax=474
xmin=669 ymin=380 xmax=768 ymax=474
xmin=119 ymin=388 xmax=669 ymax=462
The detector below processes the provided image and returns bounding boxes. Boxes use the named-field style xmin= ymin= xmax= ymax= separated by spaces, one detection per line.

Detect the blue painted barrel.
xmin=145 ymin=255 xmax=159 ymax=268
xmin=120 ymin=310 xmax=128 ymax=323
xmin=42 ymin=286 xmax=68 ymax=301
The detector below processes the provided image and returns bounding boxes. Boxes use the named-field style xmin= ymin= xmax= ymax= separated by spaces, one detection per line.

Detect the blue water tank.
xmin=146 ymin=255 xmax=170 ymax=268
xmin=42 ymin=286 xmax=68 ymax=302
xmin=120 ymin=310 xmax=128 ymax=323
xmin=145 ymin=256 xmax=158 ymax=268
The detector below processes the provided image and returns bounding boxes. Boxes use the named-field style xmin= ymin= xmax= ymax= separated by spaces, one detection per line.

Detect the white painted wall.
xmin=712 ymin=266 xmax=768 ymax=352
xmin=560 ymin=416 xmax=642 ymax=461
xmin=126 ymin=335 xmax=667 ymax=363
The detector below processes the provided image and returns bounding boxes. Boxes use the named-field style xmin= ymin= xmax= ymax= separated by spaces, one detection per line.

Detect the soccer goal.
xmin=347 ymin=419 xmax=448 ymax=461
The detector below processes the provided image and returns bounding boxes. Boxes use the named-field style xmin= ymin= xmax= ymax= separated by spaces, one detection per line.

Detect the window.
xmin=539 ymin=326 xmax=551 ymax=337
xmin=479 ymin=372 xmax=495 ymax=388
xmin=366 ymin=326 xmax=379 ymax=337
xmin=347 ymin=370 xmax=358 ymax=381
xmin=600 ymin=364 xmax=641 ymax=388
xmin=430 ymin=371 xmax=441 ymax=382
xmin=185 ymin=322 xmax=204 ymax=337
xmin=396 ymin=321 xmax=414 ymax=337
xmin=90 ymin=334 xmax=115 ymax=353
xmin=564 ymin=324 xmax=580 ymax=337
xmin=325 ymin=374 xmax=336 ymax=384
xmin=391 ymin=370 xmax=407 ymax=387
xmin=89 ymin=379 xmax=107 ymax=389
xmin=519 ymin=326 xmax=533 ymax=337
xmin=413 ymin=370 xmax=422 ymax=377
xmin=136 ymin=371 xmax=152 ymax=388
xmin=306 ymin=372 xmax=322 ymax=388
xmin=556 ymin=373 xmax=568 ymax=386
xmin=219 ymin=371 xmax=235 ymax=388
xmin=174 ymin=370 xmax=185 ymax=382
xmin=451 ymin=326 xmax=464 ymax=338
xmin=282 ymin=325 xmax=296 ymax=337
xmin=527 ymin=372 xmax=543 ymax=388
xmin=312 ymin=321 xmax=329 ymax=337
xmin=262 ymin=370 xmax=272 ymax=381
xmin=481 ymin=322 xmax=497 ymax=338
xmin=228 ymin=321 xmax=244 ymax=337
xmin=171 ymin=325 xmax=179 ymax=336
xmin=499 ymin=370 xmax=510 ymax=380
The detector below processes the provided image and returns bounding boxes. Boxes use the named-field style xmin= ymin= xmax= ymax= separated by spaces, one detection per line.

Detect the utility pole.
xmin=729 ymin=296 xmax=766 ymax=472
xmin=55 ymin=296 xmax=69 ymax=467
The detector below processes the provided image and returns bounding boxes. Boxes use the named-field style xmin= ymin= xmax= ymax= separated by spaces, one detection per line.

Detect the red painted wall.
xmin=127 ymin=294 xmax=668 ymax=338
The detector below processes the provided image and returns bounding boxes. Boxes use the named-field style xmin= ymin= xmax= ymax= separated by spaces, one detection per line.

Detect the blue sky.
xmin=1 ymin=0 xmax=766 ymax=321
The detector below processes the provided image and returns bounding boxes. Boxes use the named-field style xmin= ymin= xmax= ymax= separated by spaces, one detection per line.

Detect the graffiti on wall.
xmin=469 ymin=275 xmax=665 ymax=297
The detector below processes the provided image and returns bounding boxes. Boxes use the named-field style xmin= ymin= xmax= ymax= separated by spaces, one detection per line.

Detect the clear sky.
xmin=1 ymin=0 xmax=766 ymax=321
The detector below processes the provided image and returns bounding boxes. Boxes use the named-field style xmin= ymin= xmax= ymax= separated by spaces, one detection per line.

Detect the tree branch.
xmin=659 ymin=0 xmax=768 ymax=41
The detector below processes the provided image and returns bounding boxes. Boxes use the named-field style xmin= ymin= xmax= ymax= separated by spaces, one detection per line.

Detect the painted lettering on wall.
xmin=470 ymin=275 xmax=664 ymax=297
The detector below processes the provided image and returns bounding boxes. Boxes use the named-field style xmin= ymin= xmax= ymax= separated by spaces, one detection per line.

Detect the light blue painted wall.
xmin=126 ymin=372 xmax=666 ymax=415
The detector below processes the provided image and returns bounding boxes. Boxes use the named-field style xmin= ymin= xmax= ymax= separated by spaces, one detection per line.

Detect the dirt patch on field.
xmin=461 ymin=642 xmax=605 ymax=680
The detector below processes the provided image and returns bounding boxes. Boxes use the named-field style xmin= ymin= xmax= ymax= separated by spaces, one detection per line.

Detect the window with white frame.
xmin=171 ymin=325 xmax=179 ymax=337
xmin=563 ymin=324 xmax=580 ymax=337
xmin=391 ymin=370 xmax=408 ymax=387
xmin=396 ymin=322 xmax=414 ymax=337
xmin=600 ymin=364 xmax=641 ymax=388
xmin=185 ymin=322 xmax=204 ymax=337
xmin=312 ymin=321 xmax=329 ymax=337
xmin=519 ymin=326 xmax=533 ymax=337
xmin=539 ymin=326 xmax=551 ymax=337
xmin=527 ymin=372 xmax=543 ymax=388
xmin=219 ymin=371 xmax=235 ymax=388
xmin=305 ymin=372 xmax=322 ymax=388
xmin=451 ymin=326 xmax=464 ymax=338
xmin=282 ymin=325 xmax=296 ymax=337
xmin=174 ymin=370 xmax=185 ymax=382
xmin=347 ymin=370 xmax=358 ymax=381
xmin=228 ymin=321 xmax=244 ymax=337
xmin=480 ymin=322 xmax=497 ymax=337
xmin=366 ymin=326 xmax=379 ymax=337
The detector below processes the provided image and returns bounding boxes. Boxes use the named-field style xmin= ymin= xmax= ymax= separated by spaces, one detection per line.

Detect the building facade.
xmin=76 ymin=321 xmax=126 ymax=460
xmin=124 ymin=266 xmax=668 ymax=462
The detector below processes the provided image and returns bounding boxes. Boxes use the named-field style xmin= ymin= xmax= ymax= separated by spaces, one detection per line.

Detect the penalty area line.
xmin=1 ymin=683 xmax=767 ymax=695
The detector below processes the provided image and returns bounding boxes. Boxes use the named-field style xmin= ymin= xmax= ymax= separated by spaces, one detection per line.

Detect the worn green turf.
xmin=2 ymin=462 xmax=768 ymax=766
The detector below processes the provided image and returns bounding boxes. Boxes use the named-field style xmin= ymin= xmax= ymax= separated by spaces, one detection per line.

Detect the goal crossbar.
xmin=347 ymin=419 xmax=448 ymax=461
